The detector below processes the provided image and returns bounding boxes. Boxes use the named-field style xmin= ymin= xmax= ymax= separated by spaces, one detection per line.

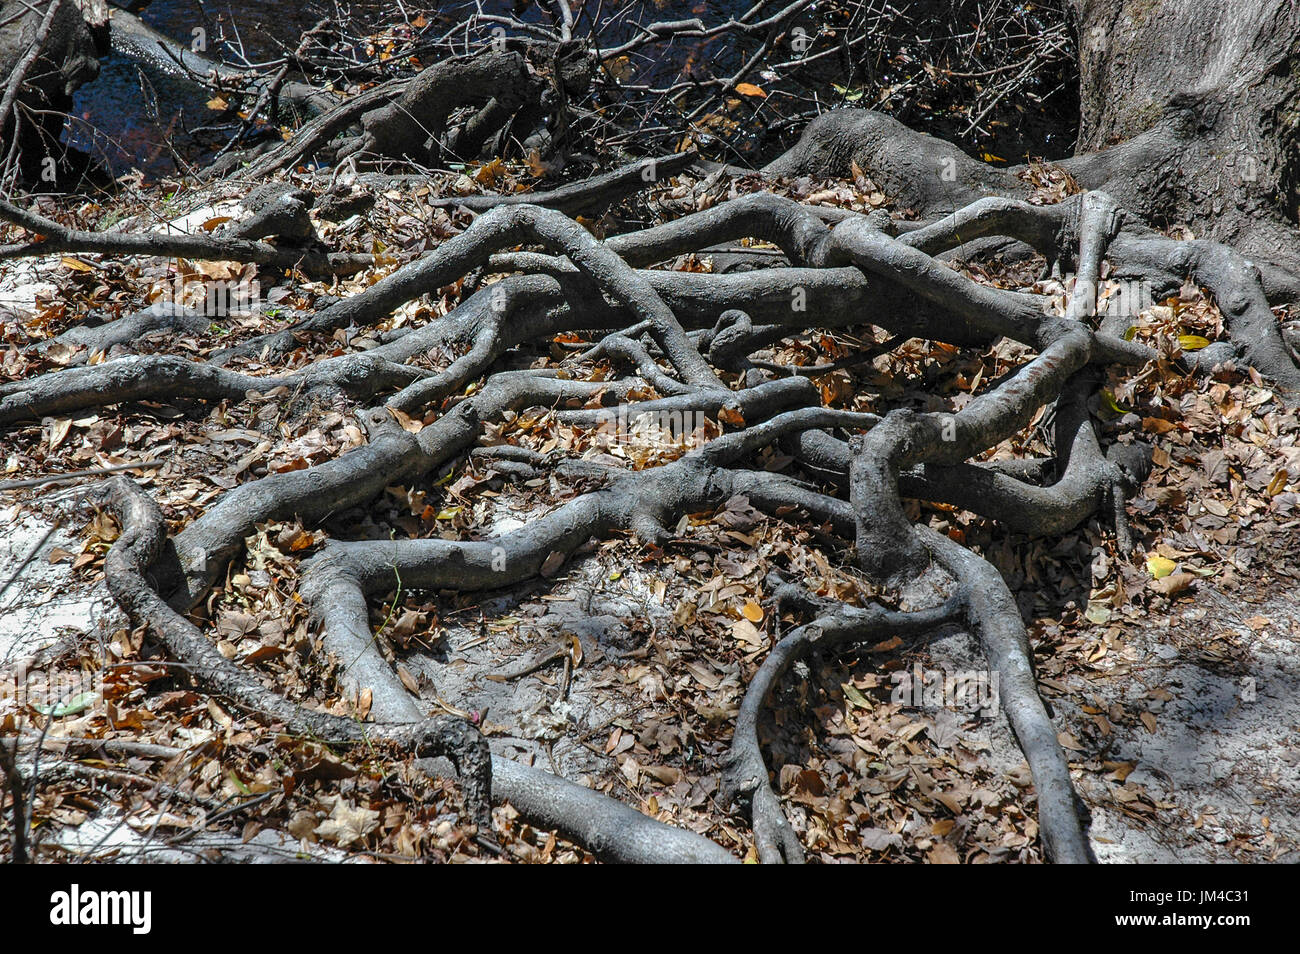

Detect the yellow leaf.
xmin=207 ymin=96 xmax=229 ymax=111
xmin=1178 ymin=334 xmax=1211 ymax=351
xmin=1099 ymin=389 xmax=1128 ymax=414
xmin=199 ymin=216 xmax=233 ymax=232
xmin=1267 ymin=469 xmax=1289 ymax=496
xmin=435 ymin=507 xmax=461 ymax=520
xmin=734 ymin=82 xmax=767 ymax=98
xmin=1146 ymin=554 xmax=1177 ymax=579
xmin=60 ymin=257 xmax=95 ymax=272
xmin=741 ymin=600 xmax=764 ymax=622
xmin=980 ymin=152 xmax=1006 ymax=163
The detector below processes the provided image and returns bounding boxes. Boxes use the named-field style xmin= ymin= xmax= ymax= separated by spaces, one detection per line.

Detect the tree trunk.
xmin=769 ymin=0 xmax=1300 ymax=276
xmin=1071 ymin=0 xmax=1300 ymax=270
xmin=0 ymin=0 xmax=109 ymax=187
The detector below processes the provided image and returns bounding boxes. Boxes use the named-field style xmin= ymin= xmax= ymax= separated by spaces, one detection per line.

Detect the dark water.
xmin=70 ymin=0 xmax=757 ymax=176
xmin=72 ymin=1 xmax=327 ymax=174
xmin=70 ymin=1 xmax=1079 ymax=179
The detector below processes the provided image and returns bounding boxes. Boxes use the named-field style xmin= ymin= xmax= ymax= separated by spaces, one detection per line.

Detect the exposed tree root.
xmin=919 ymin=528 xmax=1093 ymax=863
xmin=40 ymin=301 xmax=208 ymax=362
xmin=0 ymin=351 xmax=427 ymax=425
xmin=170 ymin=373 xmax=641 ymax=608
xmin=108 ymin=8 xmax=337 ymax=122
xmin=95 ymin=475 xmax=732 ymax=863
xmin=0 ymin=199 xmax=372 ymax=278
xmin=94 ymin=476 xmax=495 ymax=837
xmin=724 ymin=582 xmax=966 ymax=864
xmin=10 ymin=98 xmax=1300 ymax=861
xmin=769 ymin=107 xmax=1300 ymax=387
xmin=334 ymin=51 xmax=541 ymax=166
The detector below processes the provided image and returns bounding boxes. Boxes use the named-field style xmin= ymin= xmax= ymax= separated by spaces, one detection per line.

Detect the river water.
xmin=69 ymin=1 xmax=1077 ymax=179
xmin=71 ymin=0 xmax=755 ymax=177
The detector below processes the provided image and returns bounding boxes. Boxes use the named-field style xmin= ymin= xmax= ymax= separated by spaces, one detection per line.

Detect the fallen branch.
xmin=0 ymin=198 xmax=373 ymax=277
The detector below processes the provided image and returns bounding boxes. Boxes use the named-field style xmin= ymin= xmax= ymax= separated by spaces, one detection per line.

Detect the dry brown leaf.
xmin=314 ymin=797 xmax=380 ymax=848
xmin=539 ymin=550 xmax=566 ymax=577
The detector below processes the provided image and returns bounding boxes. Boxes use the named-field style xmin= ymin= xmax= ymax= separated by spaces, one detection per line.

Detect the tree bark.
xmin=1071 ymin=0 xmax=1300 ymax=271
xmin=0 ymin=0 xmax=109 ymax=186
xmin=768 ymin=0 xmax=1300 ymax=276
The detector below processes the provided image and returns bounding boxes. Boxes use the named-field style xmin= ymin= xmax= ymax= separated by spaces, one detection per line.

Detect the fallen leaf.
xmin=927 ymin=843 xmax=961 ymax=863
xmin=1103 ymin=760 xmax=1137 ymax=782
xmin=47 ymin=418 xmax=72 ymax=451
xmin=386 ymin=406 xmax=423 ymax=433
xmin=539 ymin=550 xmax=566 ymax=577
xmin=842 ymin=683 xmax=872 ymax=709
xmin=860 ymin=828 xmax=903 ymax=851
xmin=718 ymin=405 xmax=745 ymax=426
xmin=1142 ymin=417 xmax=1178 ymax=434
xmin=314 ymin=797 xmax=380 ymax=848
xmin=1150 ymin=571 xmax=1194 ymax=596
xmin=1084 ymin=602 xmax=1111 ymax=624
xmin=1146 ymin=554 xmax=1177 ymax=579
xmin=397 ymin=664 xmax=420 ymax=695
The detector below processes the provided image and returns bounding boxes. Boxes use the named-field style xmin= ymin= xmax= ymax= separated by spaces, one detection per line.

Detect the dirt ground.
xmin=3 ymin=168 xmax=1297 ymax=863
xmin=4 ymin=481 xmax=1296 ymax=863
